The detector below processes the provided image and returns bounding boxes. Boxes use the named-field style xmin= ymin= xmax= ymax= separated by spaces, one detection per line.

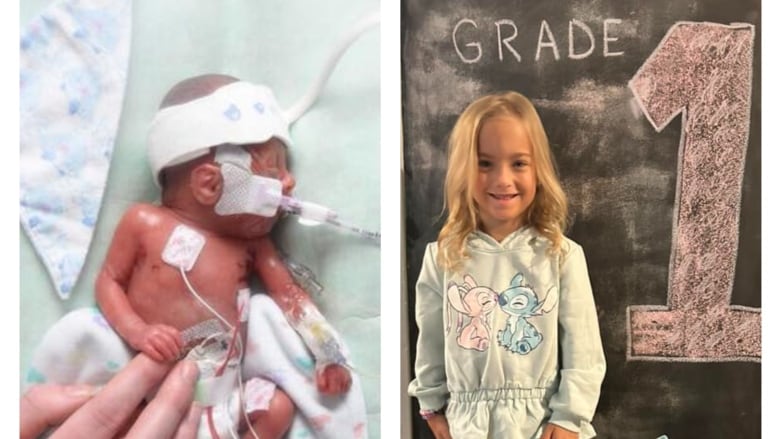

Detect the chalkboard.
xmin=401 ymin=1 xmax=761 ymax=438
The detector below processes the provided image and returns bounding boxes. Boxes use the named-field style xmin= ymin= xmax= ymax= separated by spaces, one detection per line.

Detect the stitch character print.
xmin=446 ymin=275 xmax=498 ymax=351
xmin=497 ymin=273 xmax=558 ymax=355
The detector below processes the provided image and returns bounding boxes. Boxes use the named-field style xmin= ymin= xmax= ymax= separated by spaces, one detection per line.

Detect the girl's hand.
xmin=540 ymin=423 xmax=579 ymax=439
xmin=426 ymin=413 xmax=452 ymax=439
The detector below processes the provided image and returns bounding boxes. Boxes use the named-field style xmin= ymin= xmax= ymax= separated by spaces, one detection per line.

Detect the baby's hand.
xmin=132 ymin=324 xmax=182 ymax=362
xmin=315 ymin=364 xmax=352 ymax=395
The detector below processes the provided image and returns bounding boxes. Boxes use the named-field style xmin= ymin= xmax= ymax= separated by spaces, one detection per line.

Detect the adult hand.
xmin=426 ymin=413 xmax=452 ymax=439
xmin=540 ymin=422 xmax=579 ymax=439
xmin=21 ymin=354 xmax=201 ymax=439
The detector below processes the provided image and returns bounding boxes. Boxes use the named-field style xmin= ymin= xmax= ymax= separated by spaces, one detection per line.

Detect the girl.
xmin=408 ymin=92 xmax=606 ymax=439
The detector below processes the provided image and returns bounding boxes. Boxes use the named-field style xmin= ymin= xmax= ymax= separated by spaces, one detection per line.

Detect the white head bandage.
xmin=147 ymin=81 xmax=292 ymax=187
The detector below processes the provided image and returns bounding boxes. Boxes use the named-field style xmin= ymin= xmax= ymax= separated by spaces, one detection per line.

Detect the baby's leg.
xmin=244 ymin=388 xmax=294 ymax=439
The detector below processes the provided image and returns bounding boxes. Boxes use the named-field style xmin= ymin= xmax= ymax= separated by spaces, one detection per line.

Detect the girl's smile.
xmin=488 ymin=192 xmax=519 ymax=200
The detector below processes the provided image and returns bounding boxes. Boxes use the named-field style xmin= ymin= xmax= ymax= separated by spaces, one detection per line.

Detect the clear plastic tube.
xmin=280 ymin=195 xmax=380 ymax=244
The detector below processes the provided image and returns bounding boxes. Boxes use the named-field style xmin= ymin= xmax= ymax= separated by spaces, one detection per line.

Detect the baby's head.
xmin=154 ymin=73 xmax=237 ymax=191
xmin=438 ymin=92 xmax=568 ymax=267
xmin=147 ymin=74 xmax=296 ymax=237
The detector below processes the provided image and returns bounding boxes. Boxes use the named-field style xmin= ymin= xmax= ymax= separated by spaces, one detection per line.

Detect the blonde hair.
xmin=437 ymin=91 xmax=569 ymax=270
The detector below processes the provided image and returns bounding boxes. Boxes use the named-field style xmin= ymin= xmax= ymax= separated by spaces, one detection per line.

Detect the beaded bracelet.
xmin=420 ymin=407 xmax=445 ymax=420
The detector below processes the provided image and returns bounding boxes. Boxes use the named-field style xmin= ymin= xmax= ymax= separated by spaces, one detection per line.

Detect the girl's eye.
xmin=513 ymin=161 xmax=528 ymax=169
xmin=478 ymin=159 xmax=491 ymax=169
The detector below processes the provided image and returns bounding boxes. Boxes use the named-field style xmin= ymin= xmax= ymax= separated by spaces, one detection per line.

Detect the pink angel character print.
xmin=446 ymin=274 xmax=498 ymax=351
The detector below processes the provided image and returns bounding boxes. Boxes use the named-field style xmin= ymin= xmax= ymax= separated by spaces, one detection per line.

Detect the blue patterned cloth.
xmin=20 ymin=0 xmax=132 ymax=299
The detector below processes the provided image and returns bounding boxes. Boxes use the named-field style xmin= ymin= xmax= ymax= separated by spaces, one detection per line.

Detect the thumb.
xmin=21 ymin=384 xmax=100 ymax=439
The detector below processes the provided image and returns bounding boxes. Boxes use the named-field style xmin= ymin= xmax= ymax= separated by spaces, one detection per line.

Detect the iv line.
xmin=179 ymin=266 xmax=261 ymax=439
xmin=180 ymin=266 xmax=234 ymax=331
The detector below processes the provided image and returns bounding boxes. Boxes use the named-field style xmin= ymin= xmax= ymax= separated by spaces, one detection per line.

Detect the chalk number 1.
xmin=627 ymin=22 xmax=760 ymax=362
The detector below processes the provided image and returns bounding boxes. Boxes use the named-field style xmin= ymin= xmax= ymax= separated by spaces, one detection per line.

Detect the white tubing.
xmin=284 ymin=10 xmax=380 ymax=123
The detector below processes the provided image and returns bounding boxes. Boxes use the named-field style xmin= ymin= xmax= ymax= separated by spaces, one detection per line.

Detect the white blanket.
xmin=26 ymin=294 xmax=367 ymax=439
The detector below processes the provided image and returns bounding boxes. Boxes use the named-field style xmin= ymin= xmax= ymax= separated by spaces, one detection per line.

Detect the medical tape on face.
xmin=213 ymin=145 xmax=283 ymax=217
xmin=288 ymin=301 xmax=350 ymax=369
xmin=213 ymin=143 xmax=251 ymax=168
xmin=147 ymin=81 xmax=292 ymax=187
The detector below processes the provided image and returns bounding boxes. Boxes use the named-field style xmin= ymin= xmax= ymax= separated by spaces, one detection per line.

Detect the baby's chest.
xmin=148 ymin=225 xmax=252 ymax=285
xmin=189 ymin=241 xmax=252 ymax=281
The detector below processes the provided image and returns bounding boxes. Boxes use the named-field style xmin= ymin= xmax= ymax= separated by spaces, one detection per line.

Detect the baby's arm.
xmin=252 ymin=236 xmax=352 ymax=394
xmin=95 ymin=205 xmax=182 ymax=362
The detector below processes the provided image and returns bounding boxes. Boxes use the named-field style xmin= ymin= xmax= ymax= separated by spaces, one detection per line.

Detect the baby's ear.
xmin=190 ymin=163 xmax=222 ymax=206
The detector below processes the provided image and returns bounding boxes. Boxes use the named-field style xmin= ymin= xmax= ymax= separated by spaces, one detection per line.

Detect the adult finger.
xmin=20 ymin=384 xmax=99 ymax=439
xmin=171 ymin=403 xmax=203 ymax=439
xmin=51 ymin=354 xmax=174 ymax=439
xmin=125 ymin=360 xmax=199 ymax=439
